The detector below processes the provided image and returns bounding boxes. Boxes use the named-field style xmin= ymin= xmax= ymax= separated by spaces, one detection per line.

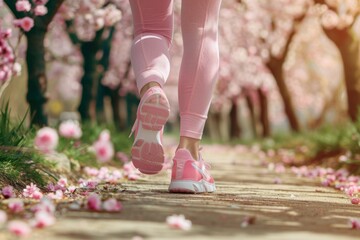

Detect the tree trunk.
xmin=95 ymin=27 xmax=121 ymax=126
xmin=109 ymin=88 xmax=121 ymax=127
xmin=4 ymin=0 xmax=64 ymax=126
xmin=78 ymin=42 xmax=98 ymax=121
xmin=324 ymin=28 xmax=360 ymax=121
xmin=95 ymin=84 xmax=107 ymax=123
xmin=267 ymin=58 xmax=300 ymax=132
xmin=78 ymin=30 xmax=104 ymax=121
xmin=245 ymin=94 xmax=258 ymax=138
xmin=229 ymin=100 xmax=241 ymax=139
xmin=26 ymin=29 xmax=48 ymax=126
xmin=258 ymin=88 xmax=270 ymax=137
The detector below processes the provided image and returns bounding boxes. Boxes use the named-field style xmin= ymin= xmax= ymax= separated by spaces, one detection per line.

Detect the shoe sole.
xmin=131 ymin=92 xmax=170 ymax=175
xmin=168 ymin=180 xmax=216 ymax=194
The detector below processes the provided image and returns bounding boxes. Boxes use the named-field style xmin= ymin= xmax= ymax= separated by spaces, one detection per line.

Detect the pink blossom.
xmin=67 ymin=186 xmax=77 ymax=194
xmin=34 ymin=5 xmax=48 ymax=16
xmin=59 ymin=120 xmax=82 ymax=139
xmin=166 ymin=214 xmax=192 ymax=231
xmin=31 ymin=211 xmax=55 ymax=228
xmin=84 ymin=167 xmax=99 ymax=176
xmin=103 ymin=4 xmax=122 ymax=26
xmin=32 ymin=191 xmax=43 ymax=200
xmin=241 ymin=215 xmax=256 ymax=228
xmin=31 ymin=198 xmax=55 ymax=214
xmin=350 ymin=218 xmax=360 ymax=230
xmin=57 ymin=178 xmax=68 ymax=188
xmin=98 ymin=130 xmax=110 ymax=141
xmin=8 ymin=200 xmax=24 ymax=213
xmin=16 ymin=0 xmax=31 ymax=12
xmin=7 ymin=220 xmax=32 ymax=237
xmin=47 ymin=190 xmax=63 ymax=200
xmin=86 ymin=181 xmax=98 ymax=189
xmin=87 ymin=193 xmax=102 ymax=211
xmin=1 ymin=185 xmax=15 ymax=198
xmin=275 ymin=164 xmax=286 ymax=173
xmin=123 ymin=162 xmax=141 ymax=180
xmin=103 ymin=198 xmax=122 ymax=212
xmin=34 ymin=127 xmax=59 ymax=153
xmin=0 ymin=210 xmax=7 ymax=224
xmin=23 ymin=183 xmax=42 ymax=199
xmin=116 ymin=151 xmax=129 ymax=163
xmin=351 ymin=198 xmax=360 ymax=205
xmin=344 ymin=186 xmax=359 ymax=197
xmin=13 ymin=17 xmax=34 ymax=32
xmin=0 ymin=28 xmax=12 ymax=39
xmin=92 ymin=140 xmax=114 ymax=162
xmin=273 ymin=178 xmax=282 ymax=184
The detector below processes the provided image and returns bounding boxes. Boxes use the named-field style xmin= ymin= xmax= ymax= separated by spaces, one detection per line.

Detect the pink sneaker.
xmin=169 ymin=149 xmax=216 ymax=193
xmin=130 ymin=86 xmax=170 ymax=175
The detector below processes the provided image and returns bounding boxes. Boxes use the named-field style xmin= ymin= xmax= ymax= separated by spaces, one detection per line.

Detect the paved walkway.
xmin=4 ymin=143 xmax=360 ymax=239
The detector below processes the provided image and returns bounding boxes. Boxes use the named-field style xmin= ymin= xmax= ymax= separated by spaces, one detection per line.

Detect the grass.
xmin=0 ymin=103 xmax=47 ymax=189
xmin=56 ymin=121 xmax=132 ymax=168
xmin=240 ymin=120 xmax=360 ymax=173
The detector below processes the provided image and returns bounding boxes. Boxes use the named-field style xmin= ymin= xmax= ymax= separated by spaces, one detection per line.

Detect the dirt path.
xmin=2 ymin=143 xmax=360 ymax=239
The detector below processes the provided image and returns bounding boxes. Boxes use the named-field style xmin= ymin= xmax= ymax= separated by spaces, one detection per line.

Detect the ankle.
xmin=140 ymin=82 xmax=161 ymax=97
xmin=178 ymin=136 xmax=200 ymax=160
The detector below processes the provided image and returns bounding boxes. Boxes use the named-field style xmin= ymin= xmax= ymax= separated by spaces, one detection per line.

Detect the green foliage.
xmin=0 ymin=150 xmax=45 ymax=189
xmin=252 ymin=118 xmax=360 ymax=172
xmin=0 ymin=103 xmax=46 ymax=188
xmin=0 ymin=102 xmax=28 ymax=147
xmin=56 ymin=121 xmax=132 ymax=168
xmin=80 ymin=121 xmax=132 ymax=153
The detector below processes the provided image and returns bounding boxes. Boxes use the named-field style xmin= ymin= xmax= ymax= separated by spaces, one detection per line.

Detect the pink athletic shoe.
xmin=169 ymin=149 xmax=216 ymax=193
xmin=130 ymin=86 xmax=170 ymax=175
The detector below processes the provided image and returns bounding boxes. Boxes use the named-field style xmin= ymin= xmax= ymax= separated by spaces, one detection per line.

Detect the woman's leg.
xmin=178 ymin=0 xmax=222 ymax=159
xmin=129 ymin=0 xmax=173 ymax=96
xmin=129 ymin=0 xmax=173 ymax=174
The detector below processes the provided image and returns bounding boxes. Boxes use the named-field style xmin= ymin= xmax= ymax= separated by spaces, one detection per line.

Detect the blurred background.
xmin=0 ymin=0 xmax=358 ymax=142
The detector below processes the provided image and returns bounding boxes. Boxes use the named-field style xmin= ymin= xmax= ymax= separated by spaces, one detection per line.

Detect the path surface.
xmin=3 ymin=143 xmax=360 ymax=239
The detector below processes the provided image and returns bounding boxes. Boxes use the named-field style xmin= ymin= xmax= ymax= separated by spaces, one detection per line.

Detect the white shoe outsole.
xmin=169 ymin=180 xmax=216 ymax=193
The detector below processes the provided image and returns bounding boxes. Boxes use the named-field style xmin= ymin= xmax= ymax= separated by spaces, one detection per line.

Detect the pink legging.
xmin=129 ymin=0 xmax=222 ymax=139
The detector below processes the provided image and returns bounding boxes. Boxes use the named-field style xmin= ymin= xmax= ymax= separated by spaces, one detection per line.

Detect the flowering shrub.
xmin=0 ymin=23 xmax=17 ymax=85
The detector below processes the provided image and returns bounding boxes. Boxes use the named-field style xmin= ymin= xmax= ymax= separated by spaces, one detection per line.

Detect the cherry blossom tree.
xmin=314 ymin=0 xmax=360 ymax=121
xmin=58 ymin=0 xmax=123 ymax=122
xmin=4 ymin=0 xmax=64 ymax=126
xmin=0 ymin=3 xmax=20 ymax=99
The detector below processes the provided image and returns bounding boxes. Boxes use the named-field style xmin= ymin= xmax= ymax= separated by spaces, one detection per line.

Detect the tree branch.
xmin=65 ymin=20 xmax=80 ymax=45
xmin=4 ymin=0 xmax=26 ymax=19
xmin=40 ymin=0 xmax=65 ymax=26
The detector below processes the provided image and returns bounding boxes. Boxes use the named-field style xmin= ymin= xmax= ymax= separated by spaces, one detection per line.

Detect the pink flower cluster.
xmin=1 ymin=185 xmax=16 ymax=198
xmin=350 ymin=218 xmax=360 ymax=230
xmin=0 ymin=25 xmax=16 ymax=84
xmin=166 ymin=214 xmax=192 ymax=231
xmin=84 ymin=164 xmax=140 ymax=183
xmin=23 ymin=183 xmax=43 ymax=200
xmin=291 ymin=165 xmax=360 ymax=204
xmin=5 ymin=197 xmax=56 ymax=237
xmin=59 ymin=120 xmax=82 ymax=139
xmin=59 ymin=1 xmax=122 ymax=41
xmin=13 ymin=0 xmax=49 ymax=32
xmin=46 ymin=177 xmax=77 ymax=200
xmin=92 ymin=130 xmax=114 ymax=162
xmin=34 ymin=127 xmax=59 ymax=153
xmin=87 ymin=193 xmax=122 ymax=212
